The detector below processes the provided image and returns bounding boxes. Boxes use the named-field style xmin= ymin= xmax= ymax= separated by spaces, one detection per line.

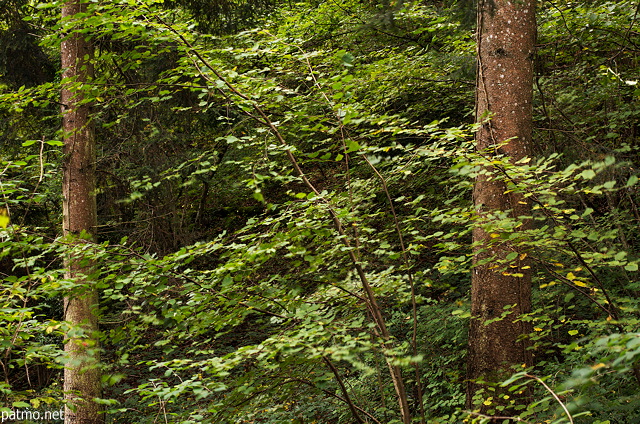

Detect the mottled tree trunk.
xmin=466 ymin=0 xmax=536 ymax=412
xmin=61 ymin=1 xmax=102 ymax=423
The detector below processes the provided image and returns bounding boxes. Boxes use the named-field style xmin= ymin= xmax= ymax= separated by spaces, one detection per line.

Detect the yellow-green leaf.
xmin=0 ymin=208 xmax=9 ymax=228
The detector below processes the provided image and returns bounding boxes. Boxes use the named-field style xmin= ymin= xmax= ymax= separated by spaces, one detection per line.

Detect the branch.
xmin=322 ymin=356 xmax=365 ymax=424
xmin=525 ymin=374 xmax=573 ymax=424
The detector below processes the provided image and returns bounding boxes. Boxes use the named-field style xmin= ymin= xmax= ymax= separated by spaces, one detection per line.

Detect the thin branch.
xmin=154 ymin=16 xmax=412 ymax=423
xmin=362 ymin=155 xmax=426 ymax=423
xmin=322 ymin=356 xmax=365 ymax=424
xmin=537 ymin=258 xmax=614 ymax=317
xmin=291 ymin=377 xmax=383 ymax=424
xmin=525 ymin=374 xmax=573 ymax=424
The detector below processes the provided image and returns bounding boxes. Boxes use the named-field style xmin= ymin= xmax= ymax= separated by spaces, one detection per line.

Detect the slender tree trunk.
xmin=466 ymin=0 xmax=537 ymax=412
xmin=61 ymin=1 xmax=102 ymax=423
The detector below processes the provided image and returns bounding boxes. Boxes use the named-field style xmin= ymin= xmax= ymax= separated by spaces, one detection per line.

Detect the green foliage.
xmin=0 ymin=0 xmax=639 ymax=423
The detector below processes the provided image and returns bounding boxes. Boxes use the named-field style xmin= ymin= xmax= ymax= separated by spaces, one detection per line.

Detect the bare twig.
xmin=525 ymin=373 xmax=573 ymax=424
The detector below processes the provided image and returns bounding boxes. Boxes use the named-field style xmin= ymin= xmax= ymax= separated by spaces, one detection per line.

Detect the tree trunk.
xmin=466 ymin=0 xmax=536 ymax=413
xmin=61 ymin=1 xmax=102 ymax=423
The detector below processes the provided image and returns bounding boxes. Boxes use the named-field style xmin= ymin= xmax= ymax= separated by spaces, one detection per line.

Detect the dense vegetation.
xmin=0 ymin=0 xmax=639 ymax=423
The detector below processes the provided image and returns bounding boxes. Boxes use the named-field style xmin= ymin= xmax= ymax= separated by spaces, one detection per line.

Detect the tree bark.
xmin=466 ymin=0 xmax=536 ymax=413
xmin=61 ymin=1 xmax=102 ymax=423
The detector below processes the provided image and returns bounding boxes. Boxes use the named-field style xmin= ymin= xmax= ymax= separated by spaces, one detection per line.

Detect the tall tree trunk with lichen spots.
xmin=466 ymin=0 xmax=536 ymax=413
xmin=61 ymin=1 xmax=102 ymax=422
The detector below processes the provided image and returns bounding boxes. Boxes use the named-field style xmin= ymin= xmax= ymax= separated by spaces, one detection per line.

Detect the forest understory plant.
xmin=0 ymin=1 xmax=639 ymax=423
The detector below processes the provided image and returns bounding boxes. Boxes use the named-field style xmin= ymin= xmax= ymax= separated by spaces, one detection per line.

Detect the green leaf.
xmin=580 ymin=169 xmax=596 ymax=180
xmin=345 ymin=139 xmax=360 ymax=153
xmin=12 ymin=401 xmax=30 ymax=408
xmin=341 ymin=52 xmax=354 ymax=67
